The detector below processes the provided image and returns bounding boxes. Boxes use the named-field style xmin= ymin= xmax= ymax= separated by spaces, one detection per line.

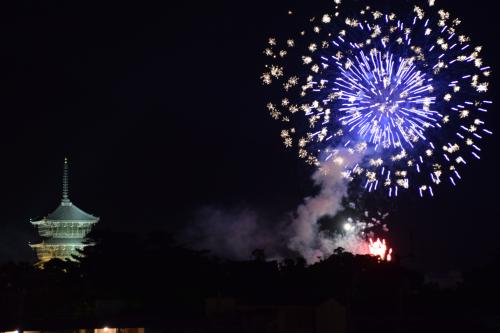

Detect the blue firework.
xmin=335 ymin=49 xmax=437 ymax=149
xmin=262 ymin=0 xmax=493 ymax=197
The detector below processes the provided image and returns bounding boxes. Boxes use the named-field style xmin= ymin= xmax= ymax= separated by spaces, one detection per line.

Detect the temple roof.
xmin=46 ymin=202 xmax=98 ymax=222
xmin=31 ymin=238 xmax=91 ymax=246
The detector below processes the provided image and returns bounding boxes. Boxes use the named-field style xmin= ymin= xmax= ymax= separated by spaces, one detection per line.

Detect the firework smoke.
xmin=289 ymin=151 xmax=364 ymax=263
xmin=180 ymin=206 xmax=289 ymax=260
xmin=181 ymin=151 xmax=383 ymax=263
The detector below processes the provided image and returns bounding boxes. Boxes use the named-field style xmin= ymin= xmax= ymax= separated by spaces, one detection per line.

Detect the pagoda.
xmin=30 ymin=158 xmax=99 ymax=263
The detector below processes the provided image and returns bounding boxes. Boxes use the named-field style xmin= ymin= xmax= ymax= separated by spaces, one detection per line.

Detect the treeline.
xmin=0 ymin=230 xmax=499 ymax=332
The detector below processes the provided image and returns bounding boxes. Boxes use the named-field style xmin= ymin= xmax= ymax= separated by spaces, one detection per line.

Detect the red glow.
xmin=368 ymin=238 xmax=392 ymax=261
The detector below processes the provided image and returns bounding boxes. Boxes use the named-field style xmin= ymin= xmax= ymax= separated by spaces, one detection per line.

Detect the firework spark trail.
xmin=263 ymin=0 xmax=492 ymax=198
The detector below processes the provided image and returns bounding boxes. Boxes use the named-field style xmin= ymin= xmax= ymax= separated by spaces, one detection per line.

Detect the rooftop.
xmin=46 ymin=201 xmax=98 ymax=222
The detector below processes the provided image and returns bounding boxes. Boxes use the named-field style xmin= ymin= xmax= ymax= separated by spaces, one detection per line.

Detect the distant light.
xmin=343 ymin=223 xmax=353 ymax=232
xmin=104 ymin=327 xmax=109 ymax=332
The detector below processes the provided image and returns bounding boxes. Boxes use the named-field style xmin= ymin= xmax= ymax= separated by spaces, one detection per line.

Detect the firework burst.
xmin=263 ymin=0 xmax=492 ymax=197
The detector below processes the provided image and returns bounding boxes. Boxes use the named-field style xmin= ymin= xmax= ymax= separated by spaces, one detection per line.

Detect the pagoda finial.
xmin=62 ymin=157 xmax=70 ymax=204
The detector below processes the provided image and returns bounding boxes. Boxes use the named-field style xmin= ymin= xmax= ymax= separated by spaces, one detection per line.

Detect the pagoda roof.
xmin=45 ymin=201 xmax=98 ymax=222
xmin=31 ymin=238 xmax=91 ymax=246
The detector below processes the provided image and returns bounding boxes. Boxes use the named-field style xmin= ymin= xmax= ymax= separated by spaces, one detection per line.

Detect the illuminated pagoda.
xmin=30 ymin=158 xmax=99 ymax=263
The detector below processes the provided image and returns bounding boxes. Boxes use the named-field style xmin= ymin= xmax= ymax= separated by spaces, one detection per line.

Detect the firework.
xmin=263 ymin=0 xmax=492 ymax=197
xmin=324 ymin=210 xmax=392 ymax=261
xmin=369 ymin=238 xmax=392 ymax=261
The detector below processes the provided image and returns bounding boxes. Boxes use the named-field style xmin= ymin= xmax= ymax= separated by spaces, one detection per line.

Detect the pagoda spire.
xmin=62 ymin=157 xmax=71 ymax=204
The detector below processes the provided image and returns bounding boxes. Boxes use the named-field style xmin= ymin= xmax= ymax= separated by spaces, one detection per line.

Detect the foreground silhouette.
xmin=0 ymin=230 xmax=499 ymax=333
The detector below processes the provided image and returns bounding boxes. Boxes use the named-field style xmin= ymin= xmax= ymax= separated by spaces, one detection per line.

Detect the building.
xmin=30 ymin=158 xmax=99 ymax=263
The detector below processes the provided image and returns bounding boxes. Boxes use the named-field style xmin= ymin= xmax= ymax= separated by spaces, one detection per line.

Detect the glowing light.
xmin=368 ymin=238 xmax=392 ymax=261
xmin=343 ymin=222 xmax=354 ymax=231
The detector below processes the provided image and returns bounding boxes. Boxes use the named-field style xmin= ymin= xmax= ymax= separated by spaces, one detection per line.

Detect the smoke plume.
xmin=180 ymin=206 xmax=289 ymax=260
xmin=181 ymin=151 xmax=367 ymax=263
xmin=288 ymin=152 xmax=363 ymax=263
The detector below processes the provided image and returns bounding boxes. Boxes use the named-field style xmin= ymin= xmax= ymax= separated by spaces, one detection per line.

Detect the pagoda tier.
xmin=30 ymin=239 xmax=92 ymax=262
xmin=30 ymin=158 xmax=99 ymax=263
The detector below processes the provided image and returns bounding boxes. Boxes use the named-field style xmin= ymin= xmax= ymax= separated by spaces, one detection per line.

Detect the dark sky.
xmin=0 ymin=0 xmax=497 ymax=273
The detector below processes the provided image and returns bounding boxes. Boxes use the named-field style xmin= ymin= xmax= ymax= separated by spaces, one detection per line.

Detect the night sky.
xmin=0 ymin=0 xmax=497 ymax=273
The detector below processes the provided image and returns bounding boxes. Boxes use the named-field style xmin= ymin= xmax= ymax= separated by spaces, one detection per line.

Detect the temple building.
xmin=30 ymin=158 xmax=99 ymax=263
